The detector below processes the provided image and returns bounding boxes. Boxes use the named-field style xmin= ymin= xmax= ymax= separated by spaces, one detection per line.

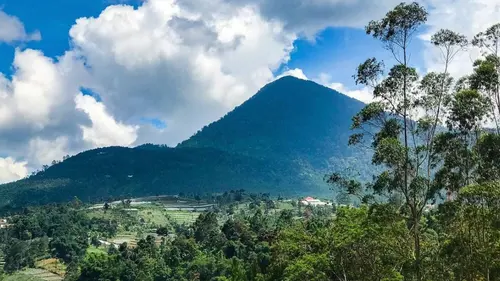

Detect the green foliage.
xmin=476 ymin=133 xmax=500 ymax=182
xmin=334 ymin=3 xmax=478 ymax=281
xmin=366 ymin=2 xmax=428 ymax=46
xmin=447 ymin=89 xmax=490 ymax=133
xmin=2 ymin=273 xmax=44 ymax=281
xmin=472 ymin=23 xmax=500 ymax=55
xmin=4 ymin=3 xmax=500 ymax=281
xmin=3 ymin=187 xmax=500 ymax=281
xmin=0 ymin=76 xmax=378 ymax=210
xmin=0 ymin=203 xmax=115 ymax=274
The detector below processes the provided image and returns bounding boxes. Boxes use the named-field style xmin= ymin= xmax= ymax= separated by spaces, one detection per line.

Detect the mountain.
xmin=0 ymin=76 xmax=375 ymax=209
xmin=179 ymin=76 xmax=369 ymax=169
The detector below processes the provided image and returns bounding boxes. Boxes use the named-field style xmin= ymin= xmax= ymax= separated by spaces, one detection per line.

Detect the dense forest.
xmin=2 ymin=184 xmax=500 ymax=281
xmin=3 ymin=1 xmax=500 ymax=281
xmin=0 ymin=146 xmax=304 ymax=210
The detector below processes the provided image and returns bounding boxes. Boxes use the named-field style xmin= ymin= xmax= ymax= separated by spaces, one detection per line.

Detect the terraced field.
xmin=86 ymin=246 xmax=108 ymax=255
xmin=5 ymin=269 xmax=62 ymax=281
xmin=3 ymin=273 xmax=44 ymax=281
xmin=110 ymin=234 xmax=137 ymax=247
xmin=165 ymin=210 xmax=201 ymax=224
xmin=138 ymin=208 xmax=169 ymax=226
xmin=35 ymin=259 xmax=66 ymax=277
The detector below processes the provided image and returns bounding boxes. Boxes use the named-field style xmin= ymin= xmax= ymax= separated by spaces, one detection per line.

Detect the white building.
xmin=300 ymin=197 xmax=330 ymax=206
xmin=0 ymin=219 xmax=9 ymax=229
xmin=424 ymin=204 xmax=437 ymax=213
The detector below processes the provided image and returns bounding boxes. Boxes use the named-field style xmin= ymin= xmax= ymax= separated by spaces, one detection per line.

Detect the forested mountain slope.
xmin=179 ymin=76 xmax=369 ymax=169
xmin=0 ymin=76 xmax=375 ymax=209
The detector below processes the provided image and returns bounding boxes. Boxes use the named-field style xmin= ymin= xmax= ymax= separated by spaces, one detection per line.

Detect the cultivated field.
xmin=5 ymin=268 xmax=62 ymax=281
xmin=35 ymin=259 xmax=66 ymax=277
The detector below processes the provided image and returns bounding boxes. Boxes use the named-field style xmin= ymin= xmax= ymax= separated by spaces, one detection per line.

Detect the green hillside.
xmin=179 ymin=76 xmax=369 ymax=169
xmin=0 ymin=76 xmax=375 ymax=209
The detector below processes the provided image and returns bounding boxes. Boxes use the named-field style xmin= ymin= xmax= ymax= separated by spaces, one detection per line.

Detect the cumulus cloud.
xmin=0 ymin=48 xmax=139 ymax=173
xmin=275 ymin=69 xmax=373 ymax=103
xmin=75 ymin=94 xmax=139 ymax=147
xmin=0 ymin=10 xmax=41 ymax=43
xmin=68 ymin=0 xmax=296 ymax=145
xmin=0 ymin=49 xmax=89 ymax=167
xmin=276 ymin=68 xmax=308 ymax=80
xmin=317 ymin=73 xmax=373 ymax=103
xmin=0 ymin=157 xmax=28 ymax=184
xmin=180 ymin=0 xmax=403 ymax=38
xmin=421 ymin=0 xmax=500 ymax=77
xmin=27 ymin=137 xmax=70 ymax=168
xmin=0 ymin=0 xmax=301 ymax=180
xmin=5 ymin=0 xmax=474 ymax=185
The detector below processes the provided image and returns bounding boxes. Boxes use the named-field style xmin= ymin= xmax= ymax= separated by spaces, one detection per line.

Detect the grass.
xmin=35 ymin=259 xmax=66 ymax=276
xmin=3 ymin=273 xmax=45 ymax=281
xmin=165 ymin=211 xmax=201 ymax=224
xmin=86 ymin=209 xmax=136 ymax=222
xmin=5 ymin=268 xmax=62 ymax=281
xmin=275 ymin=201 xmax=295 ymax=210
xmin=86 ymin=246 xmax=108 ymax=255
xmin=110 ymin=234 xmax=137 ymax=246
xmin=86 ymin=198 xmax=210 ymax=230
xmin=138 ymin=208 xmax=169 ymax=226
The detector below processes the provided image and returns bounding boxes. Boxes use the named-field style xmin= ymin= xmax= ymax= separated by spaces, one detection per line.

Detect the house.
xmin=300 ymin=197 xmax=330 ymax=206
xmin=424 ymin=204 xmax=437 ymax=213
xmin=0 ymin=218 xmax=10 ymax=229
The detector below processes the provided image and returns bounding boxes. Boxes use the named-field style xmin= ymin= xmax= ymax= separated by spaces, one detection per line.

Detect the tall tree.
xmin=340 ymin=2 xmax=428 ymax=280
xmin=440 ymin=182 xmax=500 ymax=281
xmin=472 ymin=24 xmax=500 ymax=131
xmin=423 ymin=29 xmax=468 ymax=184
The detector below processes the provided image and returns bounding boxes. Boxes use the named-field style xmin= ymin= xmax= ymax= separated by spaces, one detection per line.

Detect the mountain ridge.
xmin=0 ymin=76 xmax=375 ymax=209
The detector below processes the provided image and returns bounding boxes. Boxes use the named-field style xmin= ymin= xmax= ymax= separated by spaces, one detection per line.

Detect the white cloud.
xmin=68 ymin=0 xmax=296 ymax=145
xmin=0 ymin=0 xmax=300 ymax=181
xmin=317 ymin=73 xmax=373 ymax=103
xmin=0 ymin=157 xmax=28 ymax=184
xmin=0 ymin=49 xmax=66 ymax=129
xmin=0 ymin=0 xmax=405 ymax=184
xmin=421 ymin=0 xmax=500 ymax=78
xmin=0 ymin=49 xmax=88 ymax=169
xmin=275 ymin=70 xmax=373 ymax=103
xmin=75 ymin=94 xmax=139 ymax=147
xmin=276 ymin=68 xmax=308 ymax=80
xmin=325 ymin=82 xmax=373 ymax=104
xmin=0 ymin=48 xmax=135 ymax=175
xmin=27 ymin=137 xmax=70 ymax=168
xmin=0 ymin=10 xmax=41 ymax=43
xmin=186 ymin=0 xmax=403 ymax=38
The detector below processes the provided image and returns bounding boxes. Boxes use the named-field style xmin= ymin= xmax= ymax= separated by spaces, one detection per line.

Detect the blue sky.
xmin=0 ymin=0 xmax=425 ymax=89
xmin=0 ymin=0 xmax=496 ymax=182
xmin=0 ymin=0 xmax=143 ymax=73
xmin=0 ymin=0 xmax=107 ymax=74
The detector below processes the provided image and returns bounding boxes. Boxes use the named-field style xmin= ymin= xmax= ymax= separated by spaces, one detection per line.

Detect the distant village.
xmin=300 ymin=196 xmax=332 ymax=207
xmin=0 ymin=218 xmax=10 ymax=229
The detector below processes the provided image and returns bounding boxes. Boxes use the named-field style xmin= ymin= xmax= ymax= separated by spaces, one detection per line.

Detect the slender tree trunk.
xmin=403 ymin=43 xmax=409 ymax=200
xmin=495 ymin=44 xmax=500 ymax=135
xmin=414 ymin=209 xmax=421 ymax=281
xmin=402 ymin=36 xmax=421 ymax=281
xmin=428 ymin=53 xmax=451 ymax=200
xmin=464 ymin=134 xmax=470 ymax=186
